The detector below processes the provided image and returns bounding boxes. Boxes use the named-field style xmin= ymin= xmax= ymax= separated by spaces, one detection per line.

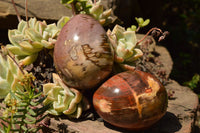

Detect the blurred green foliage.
xmin=161 ymin=0 xmax=200 ymax=88
xmin=183 ymin=74 xmax=200 ymax=98
xmin=184 ymin=74 xmax=200 ymax=89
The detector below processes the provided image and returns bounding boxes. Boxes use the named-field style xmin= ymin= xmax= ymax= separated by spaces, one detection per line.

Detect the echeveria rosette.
xmin=60 ymin=0 xmax=114 ymax=26
xmin=0 ymin=54 xmax=25 ymax=99
xmin=6 ymin=18 xmax=60 ymax=65
xmin=107 ymin=25 xmax=143 ymax=65
xmin=43 ymin=73 xmax=83 ymax=118
xmin=88 ymin=0 xmax=113 ymax=26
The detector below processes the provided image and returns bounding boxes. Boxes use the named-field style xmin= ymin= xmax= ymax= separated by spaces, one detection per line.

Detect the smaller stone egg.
xmin=93 ymin=70 xmax=168 ymax=130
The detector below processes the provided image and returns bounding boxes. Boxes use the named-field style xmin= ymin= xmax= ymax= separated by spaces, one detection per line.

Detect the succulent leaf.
xmin=141 ymin=19 xmax=150 ymax=27
xmin=17 ymin=53 xmax=39 ymax=66
xmin=43 ymin=73 xmax=84 ymax=118
xmin=57 ymin=16 xmax=70 ymax=29
xmin=127 ymin=25 xmax=137 ymax=31
xmin=88 ymin=0 xmax=114 ymax=26
xmin=135 ymin=17 xmax=150 ymax=28
xmin=0 ymin=54 xmax=25 ymax=99
xmin=7 ymin=18 xmax=60 ymax=65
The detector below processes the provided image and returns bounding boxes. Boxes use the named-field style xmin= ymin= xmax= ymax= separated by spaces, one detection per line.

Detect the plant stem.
xmin=25 ymin=0 xmax=29 ymax=28
xmin=71 ymin=3 xmax=76 ymax=16
xmin=11 ymin=0 xmax=21 ymax=22
xmin=136 ymin=26 xmax=140 ymax=32
xmin=7 ymin=53 xmax=25 ymax=75
xmin=136 ymin=27 xmax=163 ymax=46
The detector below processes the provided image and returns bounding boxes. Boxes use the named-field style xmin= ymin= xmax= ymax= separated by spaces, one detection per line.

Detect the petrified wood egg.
xmin=54 ymin=14 xmax=114 ymax=90
xmin=93 ymin=70 xmax=168 ymax=130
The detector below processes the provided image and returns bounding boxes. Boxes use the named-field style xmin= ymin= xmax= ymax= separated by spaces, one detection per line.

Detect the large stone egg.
xmin=54 ymin=14 xmax=114 ymax=90
xmin=93 ymin=70 xmax=168 ymax=130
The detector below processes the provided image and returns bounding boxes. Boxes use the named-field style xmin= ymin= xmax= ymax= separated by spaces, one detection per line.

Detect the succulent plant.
xmin=1 ymin=73 xmax=50 ymax=133
xmin=0 ymin=53 xmax=25 ymax=99
xmin=88 ymin=0 xmax=113 ymax=26
xmin=127 ymin=17 xmax=150 ymax=32
xmin=61 ymin=0 xmax=114 ymax=26
xmin=61 ymin=0 xmax=92 ymax=14
xmin=107 ymin=24 xmax=143 ymax=64
xmin=43 ymin=73 xmax=84 ymax=118
xmin=6 ymin=18 xmax=60 ymax=66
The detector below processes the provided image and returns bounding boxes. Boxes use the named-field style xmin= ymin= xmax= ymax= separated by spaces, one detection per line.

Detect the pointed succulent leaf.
xmin=0 ymin=54 xmax=26 ymax=99
xmin=17 ymin=20 xmax=27 ymax=33
xmin=17 ymin=53 xmax=38 ymax=66
xmin=25 ymin=28 xmax=43 ymax=42
xmin=112 ymin=25 xmax=125 ymax=40
xmin=45 ymin=23 xmax=59 ymax=39
xmin=68 ymin=102 xmax=82 ymax=118
xmin=0 ymin=80 xmax=10 ymax=99
xmin=8 ymin=30 xmax=23 ymax=46
xmin=28 ymin=18 xmax=37 ymax=29
xmin=36 ymin=21 xmax=47 ymax=35
xmin=6 ymin=45 xmax=30 ymax=56
xmin=57 ymin=16 xmax=70 ymax=29
xmin=19 ymin=41 xmax=41 ymax=54
xmin=90 ymin=4 xmax=103 ymax=19
xmin=100 ymin=9 xmax=112 ymax=19
xmin=30 ymin=41 xmax=43 ymax=49
xmin=123 ymin=31 xmax=137 ymax=49
xmin=126 ymin=48 xmax=143 ymax=62
xmin=63 ymin=88 xmax=82 ymax=115
xmin=124 ymin=31 xmax=136 ymax=43
xmin=41 ymin=40 xmax=54 ymax=49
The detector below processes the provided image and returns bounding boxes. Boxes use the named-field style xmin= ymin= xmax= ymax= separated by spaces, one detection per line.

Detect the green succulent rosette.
xmin=61 ymin=0 xmax=114 ymax=26
xmin=88 ymin=0 xmax=113 ymax=26
xmin=43 ymin=73 xmax=83 ymax=118
xmin=0 ymin=54 xmax=25 ymax=99
xmin=6 ymin=18 xmax=60 ymax=65
xmin=107 ymin=24 xmax=143 ymax=63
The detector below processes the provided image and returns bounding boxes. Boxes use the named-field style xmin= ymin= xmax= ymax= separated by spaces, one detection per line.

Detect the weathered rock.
xmin=155 ymin=46 xmax=173 ymax=79
xmin=0 ymin=0 xmax=71 ymax=19
xmin=151 ymin=80 xmax=199 ymax=133
xmin=137 ymin=34 xmax=173 ymax=78
xmin=0 ymin=0 xmax=71 ymax=29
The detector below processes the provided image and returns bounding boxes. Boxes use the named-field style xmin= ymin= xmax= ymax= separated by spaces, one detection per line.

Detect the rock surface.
xmin=0 ymin=0 xmax=71 ymax=29
xmin=0 ymin=0 xmax=71 ymax=19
